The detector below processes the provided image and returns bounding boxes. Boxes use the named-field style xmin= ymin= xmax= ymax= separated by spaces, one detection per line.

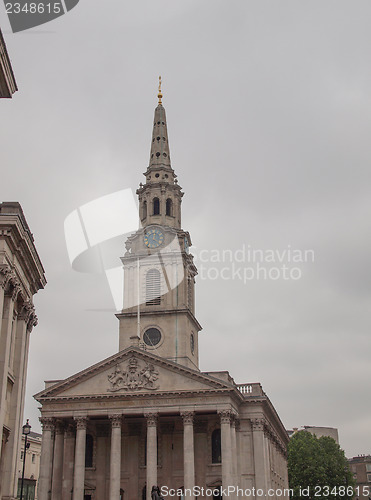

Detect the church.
xmin=34 ymin=84 xmax=289 ymax=500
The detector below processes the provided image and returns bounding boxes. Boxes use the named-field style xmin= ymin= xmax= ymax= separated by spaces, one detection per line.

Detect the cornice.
xmin=34 ymin=347 xmax=234 ymax=401
xmin=116 ymin=308 xmax=202 ymax=331
xmin=0 ymin=29 xmax=17 ymax=97
xmin=0 ymin=214 xmax=46 ymax=293
xmin=36 ymin=387 xmax=237 ymax=403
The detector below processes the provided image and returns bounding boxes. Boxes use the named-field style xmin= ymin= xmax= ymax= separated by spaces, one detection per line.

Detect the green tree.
xmin=287 ymin=431 xmax=354 ymax=500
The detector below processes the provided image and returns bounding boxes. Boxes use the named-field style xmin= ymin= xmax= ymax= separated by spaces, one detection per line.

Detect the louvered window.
xmin=166 ymin=198 xmax=172 ymax=216
xmin=146 ymin=268 xmax=161 ymax=305
xmin=153 ymin=198 xmax=160 ymax=215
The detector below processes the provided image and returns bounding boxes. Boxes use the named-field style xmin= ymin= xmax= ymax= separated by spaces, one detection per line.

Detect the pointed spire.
xmin=148 ymin=76 xmax=171 ymax=169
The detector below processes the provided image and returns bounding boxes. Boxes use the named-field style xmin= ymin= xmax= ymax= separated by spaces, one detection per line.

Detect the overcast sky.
xmin=1 ymin=0 xmax=370 ymax=458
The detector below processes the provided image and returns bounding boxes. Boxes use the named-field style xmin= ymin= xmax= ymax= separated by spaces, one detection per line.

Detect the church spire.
xmin=148 ymin=76 xmax=171 ymax=169
xmin=137 ymin=79 xmax=183 ymax=229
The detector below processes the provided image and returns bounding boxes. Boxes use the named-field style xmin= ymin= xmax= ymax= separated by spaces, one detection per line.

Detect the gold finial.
xmin=158 ymin=75 xmax=163 ymax=105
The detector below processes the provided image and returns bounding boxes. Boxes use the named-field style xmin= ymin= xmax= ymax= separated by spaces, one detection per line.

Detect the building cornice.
xmin=0 ymin=206 xmax=46 ymax=294
xmin=0 ymin=29 xmax=17 ymax=98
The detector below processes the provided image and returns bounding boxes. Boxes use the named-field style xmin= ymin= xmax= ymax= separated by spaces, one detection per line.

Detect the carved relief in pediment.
xmin=107 ymin=356 xmax=159 ymax=392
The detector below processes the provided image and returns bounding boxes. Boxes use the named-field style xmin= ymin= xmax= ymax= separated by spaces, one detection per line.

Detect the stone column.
xmin=52 ymin=421 xmax=65 ymax=500
xmin=0 ymin=278 xmax=18 ymax=461
xmin=145 ymin=412 xmax=158 ymax=500
xmin=62 ymin=425 xmax=75 ymax=500
xmin=0 ymin=265 xmax=10 ymax=320
xmin=181 ymin=411 xmax=195 ymax=500
xmin=251 ymin=418 xmax=268 ymax=495
xmin=1 ymin=302 xmax=34 ymax=498
xmin=219 ymin=410 xmax=233 ymax=494
xmin=231 ymin=418 xmax=238 ymax=488
xmin=109 ymin=414 xmax=122 ymax=500
xmin=73 ymin=416 xmax=88 ymax=500
xmin=38 ymin=417 xmax=55 ymax=500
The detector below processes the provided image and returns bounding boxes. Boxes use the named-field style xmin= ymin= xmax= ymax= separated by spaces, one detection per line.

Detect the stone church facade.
xmin=35 ymin=86 xmax=289 ymax=500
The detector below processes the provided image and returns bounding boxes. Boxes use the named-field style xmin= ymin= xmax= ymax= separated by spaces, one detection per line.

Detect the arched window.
xmin=166 ymin=198 xmax=173 ymax=216
xmin=212 ymin=429 xmax=221 ymax=464
xmin=146 ymin=269 xmax=161 ymax=305
xmin=85 ymin=434 xmax=93 ymax=468
xmin=153 ymin=198 xmax=160 ymax=215
xmin=142 ymin=201 xmax=147 ymax=219
xmin=120 ymin=489 xmax=124 ymax=500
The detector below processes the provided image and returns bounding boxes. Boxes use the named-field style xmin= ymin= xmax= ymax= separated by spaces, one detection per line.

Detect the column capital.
xmin=0 ymin=265 xmax=12 ymax=290
xmin=55 ymin=420 xmax=65 ymax=435
xmin=218 ymin=409 xmax=232 ymax=424
xmin=12 ymin=284 xmax=22 ymax=301
xmin=18 ymin=300 xmax=38 ymax=331
xmin=18 ymin=300 xmax=33 ymax=321
xmin=180 ymin=411 xmax=195 ymax=425
xmin=40 ymin=417 xmax=55 ymax=432
xmin=250 ymin=418 xmax=265 ymax=431
xmin=74 ymin=416 xmax=88 ymax=430
xmin=109 ymin=413 xmax=123 ymax=428
xmin=64 ymin=424 xmax=75 ymax=438
xmin=231 ymin=416 xmax=240 ymax=430
xmin=144 ymin=412 xmax=158 ymax=427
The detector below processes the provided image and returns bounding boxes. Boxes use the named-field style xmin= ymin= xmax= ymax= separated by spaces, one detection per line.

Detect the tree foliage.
xmin=287 ymin=431 xmax=354 ymax=500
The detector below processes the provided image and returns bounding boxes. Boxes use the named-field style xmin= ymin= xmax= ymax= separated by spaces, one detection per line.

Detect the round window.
xmin=143 ymin=328 xmax=162 ymax=347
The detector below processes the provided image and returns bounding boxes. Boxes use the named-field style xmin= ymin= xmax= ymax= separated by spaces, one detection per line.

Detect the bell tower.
xmin=117 ymin=79 xmax=202 ymax=370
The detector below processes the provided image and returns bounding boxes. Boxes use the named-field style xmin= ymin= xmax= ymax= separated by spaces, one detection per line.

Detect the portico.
xmin=35 ymin=347 xmax=288 ymax=500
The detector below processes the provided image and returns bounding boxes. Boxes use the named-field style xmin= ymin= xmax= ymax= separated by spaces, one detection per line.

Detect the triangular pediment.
xmin=34 ymin=347 xmax=233 ymax=401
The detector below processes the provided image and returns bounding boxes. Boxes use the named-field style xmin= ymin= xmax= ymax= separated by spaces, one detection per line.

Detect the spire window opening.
xmin=153 ymin=198 xmax=160 ymax=215
xmin=146 ymin=268 xmax=161 ymax=306
xmin=166 ymin=198 xmax=173 ymax=217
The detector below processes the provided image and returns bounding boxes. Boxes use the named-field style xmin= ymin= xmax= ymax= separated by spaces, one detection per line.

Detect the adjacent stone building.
xmin=35 ymin=88 xmax=289 ymax=500
xmin=0 ymin=29 xmax=17 ymax=98
xmin=348 ymin=455 xmax=371 ymax=500
xmin=17 ymin=431 xmax=42 ymax=500
xmin=0 ymin=202 xmax=46 ymax=500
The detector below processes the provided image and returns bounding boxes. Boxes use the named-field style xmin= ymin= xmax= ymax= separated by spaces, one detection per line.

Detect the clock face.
xmin=143 ymin=328 xmax=162 ymax=347
xmin=144 ymin=228 xmax=164 ymax=249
